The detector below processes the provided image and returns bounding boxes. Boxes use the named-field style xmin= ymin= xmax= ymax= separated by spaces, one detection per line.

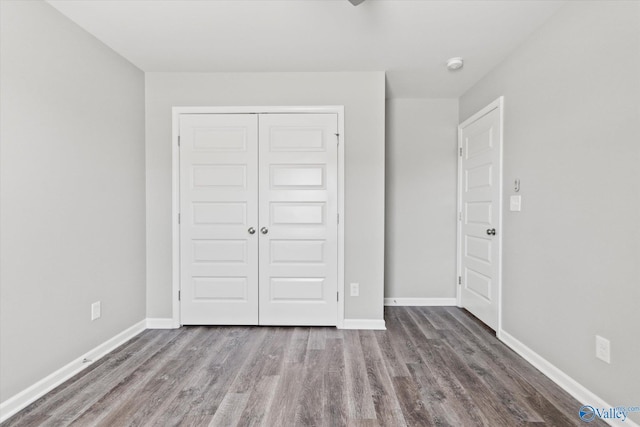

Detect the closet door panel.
xmin=258 ymin=114 xmax=338 ymax=326
xmin=179 ymin=114 xmax=259 ymax=325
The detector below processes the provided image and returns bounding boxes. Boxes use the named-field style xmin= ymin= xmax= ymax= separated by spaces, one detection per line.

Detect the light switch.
xmin=510 ymin=195 xmax=522 ymax=212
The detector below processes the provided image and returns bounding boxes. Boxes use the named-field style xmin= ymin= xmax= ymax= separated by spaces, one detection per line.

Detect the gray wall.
xmin=145 ymin=72 xmax=386 ymax=321
xmin=0 ymin=1 xmax=146 ymax=401
xmin=460 ymin=1 xmax=640 ymax=417
xmin=385 ymin=99 xmax=458 ymax=300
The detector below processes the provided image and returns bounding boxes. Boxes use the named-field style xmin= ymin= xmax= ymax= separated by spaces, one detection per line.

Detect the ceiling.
xmin=46 ymin=0 xmax=566 ymax=98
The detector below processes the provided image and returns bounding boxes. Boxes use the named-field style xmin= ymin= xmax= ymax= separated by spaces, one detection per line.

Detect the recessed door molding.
xmin=171 ymin=106 xmax=345 ymax=328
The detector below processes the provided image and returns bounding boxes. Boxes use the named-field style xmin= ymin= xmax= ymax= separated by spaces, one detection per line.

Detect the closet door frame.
xmin=171 ymin=106 xmax=345 ymax=329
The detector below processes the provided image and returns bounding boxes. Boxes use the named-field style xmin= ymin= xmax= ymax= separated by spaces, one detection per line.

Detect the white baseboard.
xmin=384 ymin=297 xmax=457 ymax=306
xmin=146 ymin=318 xmax=177 ymax=329
xmin=499 ymin=329 xmax=639 ymax=427
xmin=342 ymin=319 xmax=386 ymax=330
xmin=0 ymin=319 xmax=146 ymax=423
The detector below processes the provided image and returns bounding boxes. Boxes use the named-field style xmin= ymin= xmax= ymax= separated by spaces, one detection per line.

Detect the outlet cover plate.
xmin=91 ymin=301 xmax=101 ymax=321
xmin=350 ymin=283 xmax=359 ymax=297
xmin=595 ymin=335 xmax=610 ymax=363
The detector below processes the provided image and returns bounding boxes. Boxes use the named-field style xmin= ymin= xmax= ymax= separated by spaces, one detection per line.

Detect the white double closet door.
xmin=179 ymin=113 xmax=338 ymax=326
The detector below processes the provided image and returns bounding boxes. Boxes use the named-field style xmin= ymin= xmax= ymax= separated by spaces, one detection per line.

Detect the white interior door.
xmin=258 ymin=114 xmax=338 ymax=325
xmin=458 ymin=99 xmax=503 ymax=331
xmin=179 ymin=114 xmax=259 ymax=325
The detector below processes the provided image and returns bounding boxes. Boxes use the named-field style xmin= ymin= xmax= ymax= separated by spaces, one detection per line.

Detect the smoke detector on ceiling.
xmin=446 ymin=57 xmax=464 ymax=71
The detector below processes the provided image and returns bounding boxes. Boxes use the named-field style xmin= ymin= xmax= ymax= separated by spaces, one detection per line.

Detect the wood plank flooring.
xmin=2 ymin=307 xmax=602 ymax=427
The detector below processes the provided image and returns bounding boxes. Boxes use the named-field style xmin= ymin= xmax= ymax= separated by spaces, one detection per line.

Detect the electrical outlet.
xmin=350 ymin=283 xmax=359 ymax=297
xmin=91 ymin=301 xmax=101 ymax=321
xmin=595 ymin=335 xmax=610 ymax=364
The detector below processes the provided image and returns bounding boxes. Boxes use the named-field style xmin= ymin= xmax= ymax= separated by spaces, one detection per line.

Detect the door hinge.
xmin=458 ymin=276 xmax=462 ymax=285
xmin=459 ymin=147 xmax=463 ymax=157
xmin=178 ymin=213 xmax=181 ymax=224
xmin=458 ymin=212 xmax=462 ymax=221
xmin=337 ymin=291 xmax=339 ymax=302
xmin=337 ymin=213 xmax=340 ymax=224
xmin=335 ymin=133 xmax=340 ymax=146
xmin=178 ymin=290 xmax=181 ymax=301
xmin=178 ymin=135 xmax=181 ymax=146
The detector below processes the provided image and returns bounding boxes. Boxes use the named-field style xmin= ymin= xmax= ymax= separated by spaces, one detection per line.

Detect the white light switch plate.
xmin=510 ymin=195 xmax=522 ymax=211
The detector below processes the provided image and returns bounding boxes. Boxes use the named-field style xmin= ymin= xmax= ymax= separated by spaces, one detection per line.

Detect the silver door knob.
xmin=486 ymin=228 xmax=496 ymax=236
xmin=248 ymin=227 xmax=256 ymax=235
xmin=260 ymin=227 xmax=269 ymax=235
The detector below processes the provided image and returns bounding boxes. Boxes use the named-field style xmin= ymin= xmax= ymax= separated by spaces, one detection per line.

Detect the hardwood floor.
xmin=2 ymin=307 xmax=602 ymax=426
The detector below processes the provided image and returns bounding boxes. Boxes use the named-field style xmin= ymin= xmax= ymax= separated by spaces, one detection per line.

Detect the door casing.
xmin=456 ymin=97 xmax=504 ymax=334
xmin=171 ymin=106 xmax=345 ymax=328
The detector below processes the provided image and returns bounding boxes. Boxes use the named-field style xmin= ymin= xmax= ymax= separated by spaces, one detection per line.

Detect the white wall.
xmin=460 ymin=1 xmax=640 ymax=419
xmin=385 ymin=99 xmax=458 ymax=301
xmin=0 ymin=0 xmax=146 ymax=402
xmin=145 ymin=72 xmax=386 ymax=321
